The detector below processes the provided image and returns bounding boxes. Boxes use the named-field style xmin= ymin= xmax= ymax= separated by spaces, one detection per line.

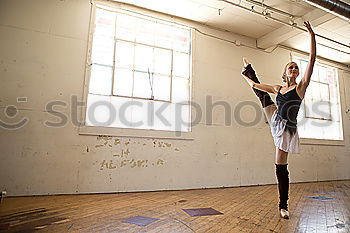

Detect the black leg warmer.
xmin=275 ymin=164 xmax=289 ymax=210
xmin=241 ymin=64 xmax=275 ymax=108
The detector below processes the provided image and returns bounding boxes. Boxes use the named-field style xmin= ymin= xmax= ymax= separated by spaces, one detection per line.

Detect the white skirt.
xmin=270 ymin=111 xmax=300 ymax=154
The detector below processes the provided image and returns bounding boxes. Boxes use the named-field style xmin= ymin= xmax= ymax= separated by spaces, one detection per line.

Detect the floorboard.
xmin=0 ymin=180 xmax=349 ymax=233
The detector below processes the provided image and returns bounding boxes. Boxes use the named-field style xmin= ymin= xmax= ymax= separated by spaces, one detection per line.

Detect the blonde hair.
xmin=282 ymin=62 xmax=297 ymax=82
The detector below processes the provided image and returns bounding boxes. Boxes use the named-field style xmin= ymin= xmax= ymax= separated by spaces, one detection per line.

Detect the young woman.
xmin=241 ymin=21 xmax=316 ymax=219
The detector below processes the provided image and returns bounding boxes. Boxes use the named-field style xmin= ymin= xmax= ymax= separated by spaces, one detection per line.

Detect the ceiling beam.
xmin=256 ymin=8 xmax=336 ymax=49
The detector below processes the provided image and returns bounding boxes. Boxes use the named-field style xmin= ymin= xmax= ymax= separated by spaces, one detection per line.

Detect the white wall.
xmin=0 ymin=0 xmax=349 ymax=196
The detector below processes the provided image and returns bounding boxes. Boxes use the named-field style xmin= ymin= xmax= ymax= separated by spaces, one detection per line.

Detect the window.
xmin=294 ymin=57 xmax=343 ymax=140
xmin=85 ymin=4 xmax=192 ymax=132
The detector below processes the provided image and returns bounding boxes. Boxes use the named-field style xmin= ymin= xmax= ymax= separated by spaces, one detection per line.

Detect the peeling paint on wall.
xmin=100 ymin=160 xmax=117 ymax=170
xmin=95 ymin=136 xmax=115 ymax=148
xmin=99 ymin=159 xmax=165 ymax=170
xmin=157 ymin=141 xmax=172 ymax=148
xmin=92 ymin=137 xmax=178 ymax=173
xmin=156 ymin=159 xmax=165 ymax=165
xmin=97 ymin=136 xmax=112 ymax=141
xmin=99 ymin=159 xmax=163 ymax=170
xmin=113 ymin=149 xmax=130 ymax=157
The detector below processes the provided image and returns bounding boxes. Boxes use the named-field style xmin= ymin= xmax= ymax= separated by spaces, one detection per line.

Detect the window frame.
xmin=301 ymin=62 xmax=332 ymax=121
xmin=79 ymin=0 xmax=194 ymax=140
xmin=292 ymin=54 xmax=345 ymax=146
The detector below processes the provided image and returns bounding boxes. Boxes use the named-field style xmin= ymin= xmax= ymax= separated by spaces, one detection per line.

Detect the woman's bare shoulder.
xmin=272 ymin=85 xmax=282 ymax=94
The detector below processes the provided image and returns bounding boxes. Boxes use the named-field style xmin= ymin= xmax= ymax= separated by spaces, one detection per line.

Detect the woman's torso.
xmin=276 ymin=86 xmax=302 ymax=134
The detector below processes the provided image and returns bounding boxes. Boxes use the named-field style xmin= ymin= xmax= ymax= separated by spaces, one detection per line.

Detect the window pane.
xmin=172 ymin=27 xmax=190 ymax=53
xmin=297 ymin=103 xmax=305 ymax=122
xmin=331 ymin=102 xmax=340 ymax=122
xmin=175 ymin=104 xmax=190 ymax=132
xmin=319 ymin=83 xmax=329 ymax=101
xmin=86 ymin=94 xmax=112 ymax=127
xmin=316 ymin=101 xmax=331 ymax=119
xmin=91 ymin=35 xmax=114 ymax=66
xmin=309 ymin=100 xmax=317 ymax=118
xmin=310 ymin=82 xmax=320 ymax=100
xmin=153 ymin=75 xmax=171 ymax=101
xmin=110 ymin=96 xmax=133 ymax=128
xmin=300 ymin=60 xmax=308 ymax=76
xmin=326 ymin=121 xmax=342 ymax=140
xmin=304 ymin=87 xmax=312 ymax=100
xmin=89 ymin=65 xmax=112 ymax=95
xmin=172 ymin=77 xmax=189 ymax=103
xmin=154 ymin=48 xmax=171 ymax=75
xmin=115 ymin=41 xmax=134 ymax=69
xmin=131 ymin=99 xmax=151 ymax=129
xmin=153 ymin=101 xmax=174 ymax=131
xmin=327 ymin=69 xmax=335 ymax=84
xmin=116 ymin=14 xmax=136 ymax=41
xmin=136 ymin=18 xmax=154 ymax=46
xmin=155 ymin=23 xmax=173 ymax=49
xmin=173 ymin=52 xmax=190 ymax=78
xmin=329 ymin=85 xmax=338 ymax=101
xmin=306 ymin=119 xmax=323 ymax=139
xmin=294 ymin=59 xmax=302 ymax=83
xmin=319 ymin=66 xmax=328 ymax=83
xmin=311 ymin=65 xmax=319 ymax=82
xmin=133 ymin=71 xmax=152 ymax=99
xmin=94 ymin=8 xmax=115 ymax=38
xmin=113 ymin=68 xmax=133 ymax=97
xmin=304 ymin=98 xmax=312 ymax=117
xmin=134 ymin=45 xmax=153 ymax=72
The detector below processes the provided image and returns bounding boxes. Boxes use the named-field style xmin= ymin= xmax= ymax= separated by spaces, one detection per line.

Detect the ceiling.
xmin=112 ymin=0 xmax=350 ymax=66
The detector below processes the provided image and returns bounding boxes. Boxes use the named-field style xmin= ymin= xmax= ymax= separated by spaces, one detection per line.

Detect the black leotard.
xmin=276 ymin=87 xmax=302 ymax=135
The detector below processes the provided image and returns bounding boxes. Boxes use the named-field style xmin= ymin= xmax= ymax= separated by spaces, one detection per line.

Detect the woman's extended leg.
xmin=275 ymin=148 xmax=290 ymax=219
xmin=241 ymin=61 xmax=277 ymax=123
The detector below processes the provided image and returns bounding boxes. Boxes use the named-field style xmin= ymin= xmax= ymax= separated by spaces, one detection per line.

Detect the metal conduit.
xmin=303 ymin=0 xmax=350 ymax=20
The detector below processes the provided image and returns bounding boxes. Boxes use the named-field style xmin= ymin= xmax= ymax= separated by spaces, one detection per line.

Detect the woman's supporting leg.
xmin=275 ymin=147 xmax=288 ymax=165
xmin=242 ymin=61 xmax=290 ymax=217
xmin=275 ymin=148 xmax=290 ymax=218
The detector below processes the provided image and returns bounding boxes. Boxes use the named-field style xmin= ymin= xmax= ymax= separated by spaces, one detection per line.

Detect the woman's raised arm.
xmin=298 ymin=21 xmax=316 ymax=96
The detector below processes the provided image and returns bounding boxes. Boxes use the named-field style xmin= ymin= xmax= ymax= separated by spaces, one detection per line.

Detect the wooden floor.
xmin=0 ymin=180 xmax=349 ymax=233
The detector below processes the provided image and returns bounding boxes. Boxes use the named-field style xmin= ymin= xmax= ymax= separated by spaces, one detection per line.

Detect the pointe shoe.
xmin=242 ymin=57 xmax=249 ymax=68
xmin=280 ymin=209 xmax=289 ymax=219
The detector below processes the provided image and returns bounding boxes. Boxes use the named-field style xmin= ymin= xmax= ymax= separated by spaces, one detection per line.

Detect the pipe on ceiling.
xmin=220 ymin=0 xmax=350 ymax=50
xmin=303 ymin=0 xmax=350 ymax=20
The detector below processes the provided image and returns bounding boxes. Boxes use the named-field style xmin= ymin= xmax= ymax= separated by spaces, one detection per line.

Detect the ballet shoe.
xmin=280 ymin=209 xmax=289 ymax=219
xmin=242 ymin=57 xmax=249 ymax=68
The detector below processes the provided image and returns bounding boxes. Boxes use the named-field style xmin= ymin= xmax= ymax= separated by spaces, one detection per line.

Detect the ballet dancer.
xmin=240 ymin=21 xmax=316 ymax=219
